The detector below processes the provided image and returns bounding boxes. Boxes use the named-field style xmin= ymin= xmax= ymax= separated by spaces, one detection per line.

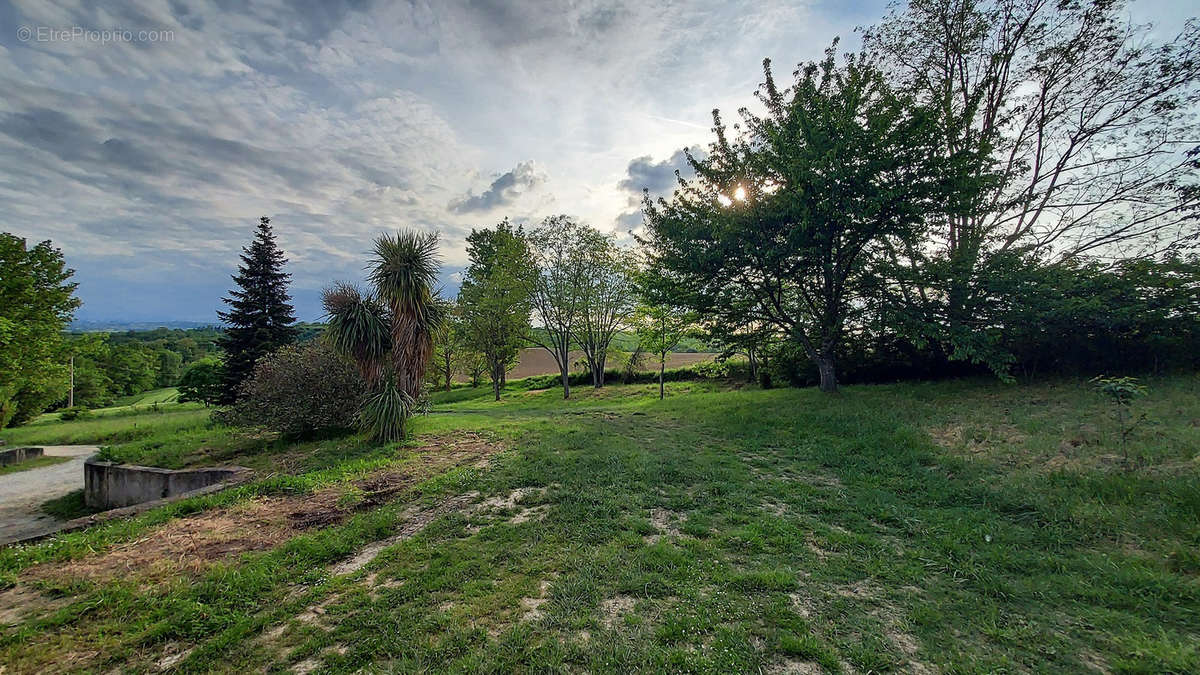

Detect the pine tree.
xmin=217 ymin=216 xmax=298 ymax=403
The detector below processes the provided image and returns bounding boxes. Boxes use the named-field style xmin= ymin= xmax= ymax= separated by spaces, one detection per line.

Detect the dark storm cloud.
xmin=617 ymin=147 xmax=700 ymax=195
xmin=450 ymin=161 xmax=545 ymax=213
xmin=615 ymin=147 xmax=704 ymax=230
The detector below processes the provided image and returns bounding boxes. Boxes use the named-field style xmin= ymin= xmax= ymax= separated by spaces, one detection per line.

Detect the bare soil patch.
xmin=764 ymin=660 xmax=822 ymax=674
xmin=474 ymin=487 xmax=550 ymax=525
xmin=645 ymin=507 xmax=685 ymax=543
xmin=24 ymin=433 xmax=501 ymax=585
xmin=0 ymin=584 xmax=70 ymax=626
xmin=599 ymin=594 xmax=636 ymax=628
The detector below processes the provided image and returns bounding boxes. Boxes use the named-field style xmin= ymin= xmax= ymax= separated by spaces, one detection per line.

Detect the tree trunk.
xmin=443 ymin=359 xmax=451 ymax=392
xmin=594 ymin=351 xmax=607 ymax=388
xmin=561 ymin=367 xmax=570 ymax=399
xmin=815 ymin=353 xmax=837 ymax=393
xmin=659 ymin=358 xmax=665 ymax=400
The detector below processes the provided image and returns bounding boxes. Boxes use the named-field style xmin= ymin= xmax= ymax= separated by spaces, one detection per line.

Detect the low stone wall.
xmin=84 ymin=457 xmax=248 ymax=509
xmin=0 ymin=446 xmax=44 ymax=466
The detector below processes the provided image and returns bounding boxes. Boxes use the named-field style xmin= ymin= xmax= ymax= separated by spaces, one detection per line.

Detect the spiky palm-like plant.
xmin=323 ymin=231 xmax=442 ymax=441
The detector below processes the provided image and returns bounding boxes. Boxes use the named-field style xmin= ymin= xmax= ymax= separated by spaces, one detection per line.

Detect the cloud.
xmin=21 ymin=0 xmax=1191 ymax=320
xmin=617 ymin=147 xmax=701 ymax=196
xmin=614 ymin=146 xmax=705 ymax=231
xmin=450 ymin=161 xmax=546 ymax=213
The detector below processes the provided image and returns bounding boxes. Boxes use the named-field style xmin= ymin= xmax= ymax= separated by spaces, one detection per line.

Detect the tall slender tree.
xmin=528 ymin=215 xmax=590 ymax=399
xmin=633 ymin=302 xmax=695 ymax=400
xmin=217 ymin=216 xmax=298 ymax=403
xmin=458 ymin=221 xmax=534 ymax=401
xmin=574 ymin=233 xmax=636 ymax=388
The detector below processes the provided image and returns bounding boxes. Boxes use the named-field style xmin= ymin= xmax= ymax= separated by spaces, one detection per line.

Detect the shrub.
xmin=229 ymin=342 xmax=365 ymax=437
xmin=58 ymin=406 xmax=93 ymax=421
xmin=693 ymin=360 xmax=731 ymax=379
xmin=178 ymin=358 xmax=224 ymax=406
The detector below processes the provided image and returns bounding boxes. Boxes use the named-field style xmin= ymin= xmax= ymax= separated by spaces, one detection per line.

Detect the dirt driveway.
xmin=0 ymin=446 xmax=97 ymax=545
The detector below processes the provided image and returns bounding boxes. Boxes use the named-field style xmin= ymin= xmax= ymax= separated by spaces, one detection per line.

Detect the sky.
xmin=0 ymin=0 xmax=1190 ymax=323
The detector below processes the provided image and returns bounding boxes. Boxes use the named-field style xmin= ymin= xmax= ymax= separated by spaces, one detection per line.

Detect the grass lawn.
xmin=0 ymin=375 xmax=1196 ymax=672
xmin=0 ymin=408 xmax=211 ymax=448
xmin=27 ymin=388 xmax=197 ymax=425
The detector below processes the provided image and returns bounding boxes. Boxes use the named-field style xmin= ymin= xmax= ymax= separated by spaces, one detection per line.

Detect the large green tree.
xmin=177 ymin=357 xmax=225 ymax=407
xmin=458 ymin=220 xmax=534 ymax=401
xmin=527 ymin=215 xmax=590 ymax=399
xmin=864 ymin=0 xmax=1200 ymax=372
xmin=217 ymin=216 xmax=298 ymax=403
xmin=0 ymin=234 xmax=79 ymax=426
xmin=643 ymin=49 xmax=977 ymax=392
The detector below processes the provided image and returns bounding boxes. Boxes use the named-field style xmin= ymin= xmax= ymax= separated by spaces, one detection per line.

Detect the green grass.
xmin=40 ymin=490 xmax=102 ymax=521
xmin=0 ymin=408 xmax=211 ymax=447
xmin=1 ymin=375 xmax=1197 ymax=672
xmin=0 ymin=455 xmax=71 ymax=476
xmin=110 ymin=387 xmax=182 ymax=408
xmin=26 ymin=388 xmax=202 ymax=425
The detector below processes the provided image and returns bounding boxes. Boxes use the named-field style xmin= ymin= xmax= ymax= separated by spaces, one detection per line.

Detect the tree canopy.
xmin=643 ymin=49 xmax=979 ymax=391
xmin=458 ymin=220 xmax=535 ymax=401
xmin=0 ymin=234 xmax=79 ymax=426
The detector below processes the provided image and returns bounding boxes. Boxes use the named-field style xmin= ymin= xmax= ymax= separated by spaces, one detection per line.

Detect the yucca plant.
xmin=323 ymin=231 xmax=442 ymax=441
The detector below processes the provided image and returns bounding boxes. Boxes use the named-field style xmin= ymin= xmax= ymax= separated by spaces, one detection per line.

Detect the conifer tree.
xmin=217 ymin=216 xmax=297 ymax=403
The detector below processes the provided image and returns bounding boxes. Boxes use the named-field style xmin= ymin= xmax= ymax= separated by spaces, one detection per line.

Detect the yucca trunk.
xmin=389 ymin=309 xmax=434 ymax=401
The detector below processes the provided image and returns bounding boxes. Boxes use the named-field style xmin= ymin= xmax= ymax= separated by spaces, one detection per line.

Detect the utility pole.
xmin=68 ymin=354 xmax=74 ymax=408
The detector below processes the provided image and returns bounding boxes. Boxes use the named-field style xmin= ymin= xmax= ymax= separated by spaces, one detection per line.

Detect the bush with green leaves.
xmin=177 ymin=358 xmax=224 ymax=407
xmin=693 ymin=360 xmax=731 ymax=380
xmin=57 ymin=406 xmax=93 ymax=421
xmin=229 ymin=342 xmax=365 ymax=437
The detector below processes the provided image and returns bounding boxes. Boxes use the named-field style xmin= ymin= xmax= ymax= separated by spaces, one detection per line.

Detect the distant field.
xmin=111 ymin=387 xmax=181 ymax=408
xmin=0 ymin=408 xmax=210 ymax=447
xmin=505 ymin=348 xmax=717 ymax=380
xmin=30 ymin=387 xmax=193 ymax=425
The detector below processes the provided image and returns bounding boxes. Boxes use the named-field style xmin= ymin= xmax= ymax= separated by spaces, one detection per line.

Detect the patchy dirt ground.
xmin=23 ymin=433 xmax=501 ymax=586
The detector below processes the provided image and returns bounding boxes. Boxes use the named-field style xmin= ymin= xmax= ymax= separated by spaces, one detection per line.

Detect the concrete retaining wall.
xmin=0 ymin=446 xmax=43 ymax=466
xmin=84 ymin=457 xmax=248 ymax=509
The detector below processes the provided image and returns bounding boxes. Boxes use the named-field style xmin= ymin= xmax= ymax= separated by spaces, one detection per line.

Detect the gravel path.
xmin=0 ymin=446 xmax=98 ymax=545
